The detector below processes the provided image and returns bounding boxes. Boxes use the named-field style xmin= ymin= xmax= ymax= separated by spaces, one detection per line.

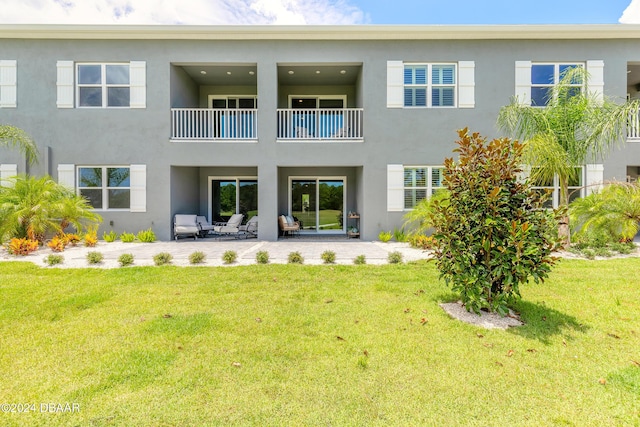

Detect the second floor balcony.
xmin=276 ymin=108 xmax=363 ymax=142
xmin=171 ymin=108 xmax=258 ymax=141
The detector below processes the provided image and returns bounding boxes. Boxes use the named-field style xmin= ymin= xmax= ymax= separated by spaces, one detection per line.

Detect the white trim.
xmin=287 ymin=176 xmax=347 ymax=233
xmin=0 ymin=60 xmax=17 ymax=108
xmin=0 ymin=164 xmax=17 ymax=187
xmin=129 ymin=164 xmax=146 ymax=212
xmin=457 ymin=61 xmax=475 ymax=108
xmin=129 ymin=60 xmax=146 ymax=108
xmin=387 ymin=60 xmax=404 ymax=108
xmin=515 ymin=60 xmax=532 ymax=105
xmin=208 ymin=95 xmax=257 ymax=108
xmin=56 ymin=60 xmax=74 ymax=108
xmin=586 ymin=60 xmax=604 ymax=104
xmin=57 ymin=164 xmax=75 ymax=189
xmin=287 ymin=94 xmax=346 ymax=108
xmin=387 ymin=164 xmax=404 ymax=212
xmin=585 ymin=163 xmax=604 ymax=196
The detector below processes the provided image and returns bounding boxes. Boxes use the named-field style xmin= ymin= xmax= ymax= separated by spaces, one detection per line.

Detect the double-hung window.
xmin=403 ymin=166 xmax=445 ymax=209
xmin=77 ymin=63 xmax=130 ymax=107
xmin=530 ymin=63 xmax=584 ymax=107
xmin=78 ymin=166 xmax=131 ymax=210
xmin=404 ymin=64 xmax=456 ymax=107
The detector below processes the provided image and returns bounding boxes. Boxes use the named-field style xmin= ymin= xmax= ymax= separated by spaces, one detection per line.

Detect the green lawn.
xmin=0 ymin=260 xmax=639 ymax=426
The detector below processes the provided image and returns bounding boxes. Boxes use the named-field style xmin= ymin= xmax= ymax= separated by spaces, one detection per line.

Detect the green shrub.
xmin=153 ymin=252 xmax=173 ymax=266
xmin=189 ymin=251 xmax=206 ymax=265
xmin=431 ymin=129 xmax=560 ymax=316
xmin=393 ymin=227 xmax=406 ymax=242
xmin=378 ymin=231 xmax=392 ymax=242
xmin=321 ymin=250 xmax=336 ymax=264
xmin=86 ymin=251 xmax=104 ymax=265
xmin=353 ymin=254 xmax=366 ymax=265
xmin=387 ymin=251 xmax=403 ymax=264
xmin=610 ymin=242 xmax=635 ymax=255
xmin=119 ymin=232 xmax=136 ymax=243
xmin=137 ymin=228 xmax=157 ymax=243
xmin=44 ymin=254 xmax=64 ymax=266
xmin=222 ymin=250 xmax=237 ymax=264
xmin=118 ymin=253 xmax=134 ymax=267
xmin=103 ymin=230 xmax=117 ymax=242
xmin=255 ymin=250 xmax=270 ymax=264
xmin=288 ymin=251 xmax=304 ymax=264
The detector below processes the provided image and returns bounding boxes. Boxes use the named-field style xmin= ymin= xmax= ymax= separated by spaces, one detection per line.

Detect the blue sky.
xmin=0 ymin=0 xmax=639 ymax=25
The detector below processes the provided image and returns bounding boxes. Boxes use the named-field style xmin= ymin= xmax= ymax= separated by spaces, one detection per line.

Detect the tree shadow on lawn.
xmin=435 ymin=293 xmax=588 ymax=344
xmin=508 ymin=299 xmax=589 ymax=344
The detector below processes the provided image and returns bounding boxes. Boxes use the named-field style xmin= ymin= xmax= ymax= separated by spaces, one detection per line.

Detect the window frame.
xmin=403 ymin=63 xmax=457 ymax=108
xmin=529 ymin=166 xmax=585 ymax=208
xmin=403 ymin=166 xmax=445 ymax=210
xmin=76 ymin=63 xmax=131 ymax=108
xmin=77 ymin=166 xmax=131 ymax=211
xmin=530 ymin=62 xmax=584 ymax=107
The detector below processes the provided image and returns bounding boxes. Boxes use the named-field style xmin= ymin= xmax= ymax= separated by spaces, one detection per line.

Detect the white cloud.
xmin=620 ymin=0 xmax=640 ymax=23
xmin=0 ymin=0 xmax=366 ymax=25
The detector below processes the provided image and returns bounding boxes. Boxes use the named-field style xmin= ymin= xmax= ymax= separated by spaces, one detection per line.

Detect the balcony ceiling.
xmin=277 ymin=65 xmax=361 ymax=86
xmin=181 ymin=64 xmax=258 ymax=86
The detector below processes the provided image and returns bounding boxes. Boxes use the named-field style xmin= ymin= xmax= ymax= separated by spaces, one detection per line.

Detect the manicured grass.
xmin=0 ymin=259 xmax=639 ymax=426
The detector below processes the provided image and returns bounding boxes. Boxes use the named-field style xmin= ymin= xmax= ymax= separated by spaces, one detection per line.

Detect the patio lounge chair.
xmin=278 ymin=215 xmax=300 ymax=237
xmin=174 ymin=214 xmax=199 ymax=240
xmin=239 ymin=215 xmax=258 ymax=238
xmin=213 ymin=213 xmax=244 ymax=238
xmin=196 ymin=215 xmax=215 ymax=237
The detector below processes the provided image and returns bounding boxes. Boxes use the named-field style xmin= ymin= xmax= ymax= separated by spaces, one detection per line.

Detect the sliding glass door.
xmin=210 ymin=178 xmax=257 ymax=222
xmin=290 ymin=177 xmax=345 ymax=233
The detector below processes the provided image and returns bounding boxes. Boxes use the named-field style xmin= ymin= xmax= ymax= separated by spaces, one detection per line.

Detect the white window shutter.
xmin=57 ymin=164 xmax=75 ymax=189
xmin=585 ymin=164 xmax=604 ymax=196
xmin=0 ymin=164 xmax=18 ymax=187
xmin=129 ymin=164 xmax=146 ymax=212
xmin=387 ymin=61 xmax=404 ymax=109
xmin=515 ymin=61 xmax=532 ymax=105
xmin=586 ymin=60 xmax=604 ymax=105
xmin=457 ymin=61 xmax=475 ymax=108
xmin=129 ymin=61 xmax=146 ymax=109
xmin=56 ymin=60 xmax=74 ymax=108
xmin=387 ymin=164 xmax=404 ymax=211
xmin=0 ymin=60 xmax=17 ymax=108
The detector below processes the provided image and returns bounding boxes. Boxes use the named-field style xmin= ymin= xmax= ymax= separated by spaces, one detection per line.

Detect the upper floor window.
xmin=530 ymin=63 xmax=584 ymax=106
xmin=403 ymin=166 xmax=445 ymax=209
xmin=404 ymin=64 xmax=456 ymax=107
xmin=78 ymin=166 xmax=131 ymax=210
xmin=57 ymin=60 xmax=145 ymax=109
xmin=77 ymin=63 xmax=130 ymax=108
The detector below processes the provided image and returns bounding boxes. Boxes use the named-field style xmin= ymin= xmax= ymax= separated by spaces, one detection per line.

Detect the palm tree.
xmin=0 ymin=125 xmax=39 ymax=165
xmin=0 ymin=175 xmax=102 ymax=243
xmin=570 ymin=182 xmax=640 ymax=242
xmin=497 ymin=67 xmax=639 ymax=247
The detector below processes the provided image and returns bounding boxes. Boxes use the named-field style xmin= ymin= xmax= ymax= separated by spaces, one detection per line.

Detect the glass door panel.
xmin=291 ymin=180 xmax=317 ymax=230
xmin=318 ymin=180 xmax=344 ymax=231
xmin=211 ymin=180 xmax=236 ymax=222
xmin=239 ymin=180 xmax=258 ymax=219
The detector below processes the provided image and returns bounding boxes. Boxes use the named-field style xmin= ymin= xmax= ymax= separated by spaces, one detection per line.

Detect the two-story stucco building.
xmin=1 ymin=24 xmax=640 ymax=240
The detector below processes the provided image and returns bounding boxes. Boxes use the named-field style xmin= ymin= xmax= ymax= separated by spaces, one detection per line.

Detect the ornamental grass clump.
xmin=153 ymin=252 xmax=173 ymax=266
xmin=222 ymin=250 xmax=238 ymax=264
xmin=321 ymin=250 xmax=336 ymax=264
xmin=255 ymin=250 xmax=270 ymax=264
xmin=431 ymin=128 xmax=561 ymax=316
xmin=189 ymin=251 xmax=206 ymax=265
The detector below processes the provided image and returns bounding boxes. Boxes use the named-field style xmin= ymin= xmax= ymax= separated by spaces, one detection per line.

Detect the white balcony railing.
xmin=629 ymin=109 xmax=640 ymax=141
xmin=171 ymin=108 xmax=257 ymax=141
xmin=277 ymin=108 xmax=363 ymax=141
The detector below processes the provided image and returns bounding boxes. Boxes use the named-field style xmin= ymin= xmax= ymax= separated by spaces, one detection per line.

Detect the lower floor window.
xmin=211 ymin=178 xmax=258 ymax=222
xmin=530 ymin=167 xmax=583 ymax=208
xmin=404 ymin=166 xmax=445 ymax=209
xmin=78 ymin=166 xmax=130 ymax=210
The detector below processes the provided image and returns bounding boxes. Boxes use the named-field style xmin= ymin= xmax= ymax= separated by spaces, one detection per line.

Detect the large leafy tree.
xmin=0 ymin=174 xmax=101 ymax=243
xmin=0 ymin=125 xmax=39 ymax=165
xmin=497 ymin=67 xmax=639 ymax=247
xmin=432 ymin=129 xmax=559 ymax=316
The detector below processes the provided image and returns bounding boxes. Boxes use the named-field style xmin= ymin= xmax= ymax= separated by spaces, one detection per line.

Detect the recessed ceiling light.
xmin=226 ymin=71 xmax=232 ymax=75
xmin=249 ymin=71 xmax=255 ymax=75
xmin=315 ymin=70 xmax=321 ymax=74
xmin=340 ymin=70 xmax=346 ymax=74
xmin=288 ymin=70 xmax=294 ymax=75
xmin=200 ymin=70 xmax=207 ymax=75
